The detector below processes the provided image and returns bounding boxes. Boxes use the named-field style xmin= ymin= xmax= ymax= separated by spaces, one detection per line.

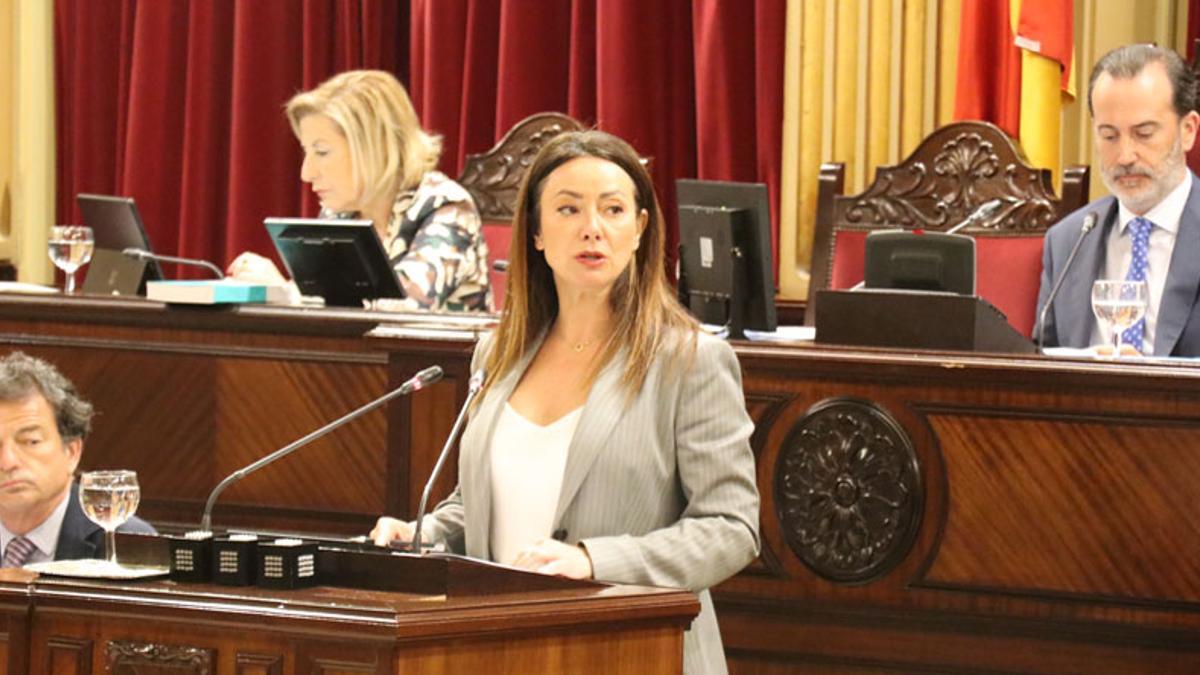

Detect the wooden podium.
xmin=0 ymin=535 xmax=699 ymax=675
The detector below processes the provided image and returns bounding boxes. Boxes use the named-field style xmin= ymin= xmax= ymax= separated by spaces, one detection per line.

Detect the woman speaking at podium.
xmin=229 ymin=70 xmax=490 ymax=312
xmin=371 ymin=131 xmax=760 ymax=675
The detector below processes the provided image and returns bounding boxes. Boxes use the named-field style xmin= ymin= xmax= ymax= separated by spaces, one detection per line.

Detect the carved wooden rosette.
xmin=458 ymin=112 xmax=586 ymax=221
xmin=106 ymin=640 xmax=213 ymax=674
xmin=774 ymin=397 xmax=922 ymax=584
xmin=836 ymin=122 xmax=1064 ymax=236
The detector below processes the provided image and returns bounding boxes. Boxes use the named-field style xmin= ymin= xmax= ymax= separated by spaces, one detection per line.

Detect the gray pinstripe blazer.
xmin=422 ymin=329 xmax=761 ymax=675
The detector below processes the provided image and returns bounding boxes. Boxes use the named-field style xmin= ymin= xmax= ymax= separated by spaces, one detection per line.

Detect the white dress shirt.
xmin=1090 ymin=173 xmax=1192 ymax=354
xmin=0 ymin=487 xmax=71 ymax=565
xmin=488 ymin=402 xmax=581 ymax=566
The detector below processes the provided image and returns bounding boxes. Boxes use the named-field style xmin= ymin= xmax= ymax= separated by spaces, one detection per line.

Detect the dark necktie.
xmin=2 ymin=536 xmax=37 ymax=568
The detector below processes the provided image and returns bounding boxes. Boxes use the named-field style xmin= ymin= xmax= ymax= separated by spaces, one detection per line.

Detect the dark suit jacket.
xmin=1035 ymin=172 xmax=1200 ymax=356
xmin=55 ymin=482 xmax=155 ymax=561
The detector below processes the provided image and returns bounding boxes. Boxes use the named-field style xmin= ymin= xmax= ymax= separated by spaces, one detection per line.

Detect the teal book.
xmin=146 ymin=280 xmax=269 ymax=305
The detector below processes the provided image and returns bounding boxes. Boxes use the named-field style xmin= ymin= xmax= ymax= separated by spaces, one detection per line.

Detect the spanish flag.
xmin=955 ymin=0 xmax=1074 ymax=183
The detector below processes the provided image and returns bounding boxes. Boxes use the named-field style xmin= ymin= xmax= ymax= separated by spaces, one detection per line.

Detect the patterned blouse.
xmin=325 ymin=171 xmax=491 ymax=312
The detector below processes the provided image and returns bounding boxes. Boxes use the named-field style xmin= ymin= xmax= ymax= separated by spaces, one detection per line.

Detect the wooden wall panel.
xmin=7 ymin=296 xmax=1200 ymax=671
xmin=923 ymin=413 xmax=1200 ymax=602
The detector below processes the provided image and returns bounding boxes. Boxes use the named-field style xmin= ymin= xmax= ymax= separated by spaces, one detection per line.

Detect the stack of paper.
xmin=146 ymin=280 xmax=286 ymax=305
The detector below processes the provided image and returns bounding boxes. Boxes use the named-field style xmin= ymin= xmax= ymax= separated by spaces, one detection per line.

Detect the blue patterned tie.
xmin=1120 ymin=217 xmax=1153 ymax=351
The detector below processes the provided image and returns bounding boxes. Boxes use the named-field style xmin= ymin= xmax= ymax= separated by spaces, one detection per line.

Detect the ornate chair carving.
xmin=806 ymin=120 xmax=1090 ymax=336
xmin=459 ymin=113 xmax=586 ymax=309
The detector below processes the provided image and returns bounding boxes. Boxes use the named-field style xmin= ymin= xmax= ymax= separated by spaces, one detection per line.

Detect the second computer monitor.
xmin=676 ymin=179 xmax=777 ymax=338
xmin=265 ymin=217 xmax=404 ymax=308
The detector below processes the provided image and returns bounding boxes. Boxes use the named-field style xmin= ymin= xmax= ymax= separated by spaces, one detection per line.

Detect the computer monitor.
xmin=676 ymin=179 xmax=777 ymax=338
xmin=863 ymin=230 xmax=975 ymax=295
xmin=265 ymin=218 xmax=404 ymax=308
xmin=77 ymin=193 xmax=163 ymax=295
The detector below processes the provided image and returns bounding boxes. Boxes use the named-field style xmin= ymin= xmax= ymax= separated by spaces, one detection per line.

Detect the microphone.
xmin=199 ymin=365 xmax=444 ymax=532
xmin=1035 ymin=211 xmax=1099 ymax=352
xmin=848 ymin=199 xmax=1006 ymax=291
xmin=409 ymin=368 xmax=486 ymax=555
xmin=491 ymin=260 xmax=509 ymax=273
xmin=946 ymin=199 xmax=1005 ymax=235
xmin=123 ymin=248 xmax=225 ymax=280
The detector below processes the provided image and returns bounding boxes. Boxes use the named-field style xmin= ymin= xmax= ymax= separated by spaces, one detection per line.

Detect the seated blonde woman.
xmin=229 ymin=69 xmax=490 ymax=312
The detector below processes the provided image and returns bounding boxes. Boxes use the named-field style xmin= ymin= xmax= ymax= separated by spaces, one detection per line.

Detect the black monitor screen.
xmin=77 ymin=193 xmax=164 ymax=280
xmin=863 ymin=230 xmax=975 ymax=295
xmin=265 ymin=218 xmax=404 ymax=307
xmin=676 ymin=179 xmax=776 ymax=338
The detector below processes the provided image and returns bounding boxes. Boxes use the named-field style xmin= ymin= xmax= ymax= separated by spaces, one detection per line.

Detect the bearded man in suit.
xmin=1037 ymin=43 xmax=1200 ymax=356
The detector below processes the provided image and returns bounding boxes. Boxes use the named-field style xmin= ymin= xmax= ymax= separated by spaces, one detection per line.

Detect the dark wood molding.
xmin=106 ymin=640 xmax=213 ymax=675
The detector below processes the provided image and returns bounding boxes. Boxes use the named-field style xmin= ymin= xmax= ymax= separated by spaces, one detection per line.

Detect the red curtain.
xmin=55 ymin=1 xmax=407 ymax=278
xmin=410 ymin=0 xmax=785 ymax=280
xmin=56 ymin=0 xmax=783 ymax=284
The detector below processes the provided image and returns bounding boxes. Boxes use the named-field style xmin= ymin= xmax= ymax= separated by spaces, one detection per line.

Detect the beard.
xmin=1101 ymin=133 xmax=1188 ymax=215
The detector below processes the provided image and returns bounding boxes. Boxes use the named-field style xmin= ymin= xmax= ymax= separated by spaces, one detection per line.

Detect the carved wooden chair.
xmin=806 ymin=120 xmax=1090 ymax=335
xmin=459 ymin=112 xmax=586 ymax=309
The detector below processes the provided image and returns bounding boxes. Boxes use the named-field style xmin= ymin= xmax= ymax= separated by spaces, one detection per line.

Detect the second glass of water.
xmin=79 ymin=470 xmax=140 ymax=567
xmin=47 ymin=225 xmax=95 ymax=294
xmin=1091 ymin=279 xmax=1149 ymax=357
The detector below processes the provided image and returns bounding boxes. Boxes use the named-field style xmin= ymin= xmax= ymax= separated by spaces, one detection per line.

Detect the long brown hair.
xmin=481 ymin=130 xmax=697 ymax=400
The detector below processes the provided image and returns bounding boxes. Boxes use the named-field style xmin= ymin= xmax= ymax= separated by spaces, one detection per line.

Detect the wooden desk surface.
xmin=3 ymin=293 xmax=1200 ymax=673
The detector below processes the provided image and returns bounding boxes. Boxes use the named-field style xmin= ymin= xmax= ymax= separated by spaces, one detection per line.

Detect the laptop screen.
xmin=77 ymin=193 xmax=162 ymax=295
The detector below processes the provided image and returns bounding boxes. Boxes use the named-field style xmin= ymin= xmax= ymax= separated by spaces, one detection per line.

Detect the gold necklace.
xmin=561 ymin=333 xmax=598 ymax=353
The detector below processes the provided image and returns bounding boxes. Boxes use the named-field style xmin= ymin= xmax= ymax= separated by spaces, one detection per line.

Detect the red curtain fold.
xmin=693 ymin=0 xmax=785 ymax=280
xmin=1189 ymin=0 xmax=1200 ymax=60
xmin=56 ymin=0 xmax=783 ymax=288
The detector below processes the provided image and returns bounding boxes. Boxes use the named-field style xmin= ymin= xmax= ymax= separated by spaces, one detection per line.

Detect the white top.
xmin=0 ymin=488 xmax=70 ymax=566
xmin=488 ymin=402 xmax=581 ymax=565
xmin=1092 ymin=173 xmax=1192 ymax=354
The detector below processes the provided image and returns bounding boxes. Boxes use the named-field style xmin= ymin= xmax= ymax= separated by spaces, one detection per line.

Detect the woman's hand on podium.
xmin=370 ymin=516 xmax=416 ymax=547
xmin=511 ymin=539 xmax=593 ymax=579
xmin=227 ymin=251 xmax=288 ymax=285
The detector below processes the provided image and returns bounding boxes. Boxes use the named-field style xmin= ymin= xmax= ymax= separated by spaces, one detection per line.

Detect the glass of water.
xmin=1091 ymin=279 xmax=1149 ymax=357
xmin=47 ymin=225 xmax=95 ymax=294
xmin=79 ymin=470 xmax=140 ymax=567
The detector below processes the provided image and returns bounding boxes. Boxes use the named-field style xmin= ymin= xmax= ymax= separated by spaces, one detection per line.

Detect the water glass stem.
xmin=65 ymin=271 xmax=77 ymax=295
xmin=105 ymin=529 xmax=117 ymax=565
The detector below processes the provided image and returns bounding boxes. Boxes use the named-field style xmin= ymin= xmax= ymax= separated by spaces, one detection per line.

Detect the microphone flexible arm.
xmin=1035 ymin=212 xmax=1099 ymax=352
xmin=122 ymin=248 xmax=225 ymax=280
xmin=945 ymin=198 xmax=1005 ymax=235
xmin=411 ymin=369 xmax=486 ymax=555
xmin=199 ymin=365 xmax=444 ymax=532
